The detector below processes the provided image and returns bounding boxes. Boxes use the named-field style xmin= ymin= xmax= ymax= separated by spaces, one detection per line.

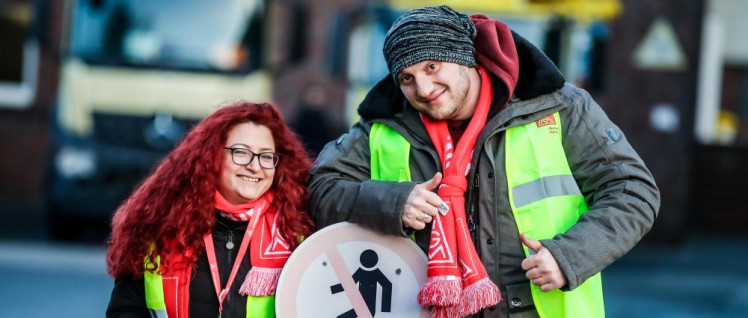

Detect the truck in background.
xmin=46 ymin=0 xmax=622 ymax=239
xmin=48 ymin=0 xmax=272 ymax=238
xmin=5 ymin=0 xmax=720 ymax=242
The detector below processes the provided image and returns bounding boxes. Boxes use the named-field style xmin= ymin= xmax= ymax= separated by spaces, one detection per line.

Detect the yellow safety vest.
xmin=369 ymin=113 xmax=604 ymax=318
xmin=143 ymin=253 xmax=274 ymax=318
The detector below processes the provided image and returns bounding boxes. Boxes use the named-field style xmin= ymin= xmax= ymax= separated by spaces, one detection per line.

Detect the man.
xmin=308 ymin=5 xmax=659 ymax=318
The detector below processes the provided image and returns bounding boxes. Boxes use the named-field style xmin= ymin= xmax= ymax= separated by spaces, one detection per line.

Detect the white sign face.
xmin=276 ymin=222 xmax=429 ymax=318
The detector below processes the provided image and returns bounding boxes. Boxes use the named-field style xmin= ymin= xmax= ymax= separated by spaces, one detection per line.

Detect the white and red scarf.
xmin=213 ymin=190 xmax=292 ymax=296
xmin=418 ymin=66 xmax=501 ymax=317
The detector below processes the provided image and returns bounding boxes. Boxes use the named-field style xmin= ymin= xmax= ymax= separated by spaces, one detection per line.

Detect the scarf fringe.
xmin=238 ymin=266 xmax=281 ymax=296
xmin=459 ymin=277 xmax=502 ymax=316
xmin=431 ymin=305 xmax=460 ymax=318
xmin=418 ymin=276 xmax=462 ymax=307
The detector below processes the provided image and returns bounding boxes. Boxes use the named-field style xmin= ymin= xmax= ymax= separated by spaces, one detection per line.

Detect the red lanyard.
xmin=203 ymin=205 xmax=263 ymax=314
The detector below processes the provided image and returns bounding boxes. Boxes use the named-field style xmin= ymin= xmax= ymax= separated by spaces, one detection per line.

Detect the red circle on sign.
xmin=276 ymin=222 xmax=429 ymax=318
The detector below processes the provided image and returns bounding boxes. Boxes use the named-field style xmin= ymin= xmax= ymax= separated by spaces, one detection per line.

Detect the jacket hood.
xmin=358 ymin=15 xmax=565 ymax=120
xmin=471 ymin=14 xmax=519 ymax=103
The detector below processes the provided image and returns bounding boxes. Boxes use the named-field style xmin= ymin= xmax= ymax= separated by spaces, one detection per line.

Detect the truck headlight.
xmin=55 ymin=146 xmax=96 ymax=179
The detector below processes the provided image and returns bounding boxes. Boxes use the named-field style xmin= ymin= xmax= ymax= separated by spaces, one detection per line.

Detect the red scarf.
xmin=213 ymin=190 xmax=292 ymax=296
xmin=418 ymin=66 xmax=501 ymax=317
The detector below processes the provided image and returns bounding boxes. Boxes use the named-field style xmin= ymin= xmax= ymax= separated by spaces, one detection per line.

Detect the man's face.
xmin=397 ymin=60 xmax=476 ymax=121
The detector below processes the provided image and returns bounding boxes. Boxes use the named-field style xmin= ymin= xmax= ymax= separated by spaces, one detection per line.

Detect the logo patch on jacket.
xmin=536 ymin=114 xmax=556 ymax=128
xmin=606 ymin=127 xmax=619 ymax=141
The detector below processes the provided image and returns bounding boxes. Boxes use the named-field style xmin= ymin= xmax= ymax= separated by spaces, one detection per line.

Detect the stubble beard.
xmin=428 ymin=69 xmax=470 ymax=121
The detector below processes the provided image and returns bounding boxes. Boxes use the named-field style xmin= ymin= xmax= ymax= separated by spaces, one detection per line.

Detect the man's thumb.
xmin=520 ymin=233 xmax=542 ymax=252
xmin=422 ymin=172 xmax=442 ymax=190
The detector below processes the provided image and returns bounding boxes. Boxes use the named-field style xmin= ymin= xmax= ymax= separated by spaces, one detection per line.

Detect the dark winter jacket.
xmin=106 ymin=216 xmax=252 ymax=318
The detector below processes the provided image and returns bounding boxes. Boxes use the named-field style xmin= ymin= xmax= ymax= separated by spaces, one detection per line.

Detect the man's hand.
xmin=520 ymin=233 xmax=567 ymax=292
xmin=402 ymin=172 xmax=443 ymax=230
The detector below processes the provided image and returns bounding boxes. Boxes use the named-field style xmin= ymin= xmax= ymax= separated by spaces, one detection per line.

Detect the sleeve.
xmin=540 ymin=87 xmax=660 ymax=291
xmin=308 ymin=120 xmax=418 ymax=237
xmin=106 ymin=276 xmax=150 ymax=318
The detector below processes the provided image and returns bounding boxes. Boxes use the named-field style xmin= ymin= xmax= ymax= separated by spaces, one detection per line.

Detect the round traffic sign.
xmin=276 ymin=222 xmax=429 ymax=318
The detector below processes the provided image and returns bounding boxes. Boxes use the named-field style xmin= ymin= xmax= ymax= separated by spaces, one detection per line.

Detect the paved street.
xmin=0 ymin=241 xmax=112 ymax=318
xmin=0 ymin=233 xmax=746 ymax=317
xmin=603 ymin=234 xmax=748 ymax=318
xmin=0 ymin=203 xmax=744 ymax=318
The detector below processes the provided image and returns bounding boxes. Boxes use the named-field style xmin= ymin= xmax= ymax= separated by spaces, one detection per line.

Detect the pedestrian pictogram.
xmin=331 ymin=249 xmax=392 ymax=317
xmin=275 ymin=222 xmax=428 ymax=318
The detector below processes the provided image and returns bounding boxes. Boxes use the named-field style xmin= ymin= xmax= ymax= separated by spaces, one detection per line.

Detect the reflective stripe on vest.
xmin=505 ymin=112 xmax=604 ymax=318
xmin=143 ymin=254 xmax=275 ymax=318
xmin=369 ymin=115 xmax=605 ymax=317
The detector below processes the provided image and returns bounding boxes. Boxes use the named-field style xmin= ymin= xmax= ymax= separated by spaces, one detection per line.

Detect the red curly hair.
xmin=106 ymin=101 xmax=314 ymax=278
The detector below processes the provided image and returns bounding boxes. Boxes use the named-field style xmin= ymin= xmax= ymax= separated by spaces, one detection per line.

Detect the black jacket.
xmin=107 ymin=215 xmax=252 ymax=318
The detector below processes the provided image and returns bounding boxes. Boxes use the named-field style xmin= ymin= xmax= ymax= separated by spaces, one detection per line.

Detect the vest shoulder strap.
xmin=370 ymin=122 xmax=411 ymax=182
xmin=144 ymin=255 xmax=168 ymax=317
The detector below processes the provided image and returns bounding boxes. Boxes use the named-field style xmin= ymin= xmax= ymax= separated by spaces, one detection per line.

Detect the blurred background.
xmin=0 ymin=0 xmax=746 ymax=317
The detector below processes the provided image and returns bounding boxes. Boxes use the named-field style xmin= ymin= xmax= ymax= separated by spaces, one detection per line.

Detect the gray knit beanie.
xmin=383 ymin=5 xmax=477 ymax=79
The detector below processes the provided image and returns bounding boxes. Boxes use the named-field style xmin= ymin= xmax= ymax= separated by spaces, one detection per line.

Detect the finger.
xmin=415 ymin=201 xmax=439 ymax=216
xmin=409 ymin=215 xmax=425 ymax=227
xmin=421 ymin=172 xmax=443 ymax=191
xmin=531 ymin=276 xmax=550 ymax=287
xmin=402 ymin=211 xmax=418 ymax=226
xmin=540 ymin=283 xmax=557 ymax=292
xmin=422 ymin=191 xmax=444 ymax=209
xmin=415 ymin=212 xmax=426 ymax=222
xmin=410 ymin=220 xmax=426 ymax=230
xmin=402 ymin=218 xmax=416 ymax=229
xmin=521 ymin=257 xmax=536 ymax=271
xmin=409 ymin=204 xmax=434 ymax=219
xmin=423 ymin=213 xmax=432 ymax=223
xmin=520 ymin=233 xmax=543 ymax=252
xmin=530 ymin=263 xmax=548 ymax=276
xmin=525 ymin=268 xmax=541 ymax=280
xmin=403 ymin=207 xmax=418 ymax=220
xmin=403 ymin=209 xmax=425 ymax=226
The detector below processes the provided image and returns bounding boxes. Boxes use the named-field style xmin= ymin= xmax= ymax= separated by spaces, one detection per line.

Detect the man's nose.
xmin=415 ymin=77 xmax=434 ymax=99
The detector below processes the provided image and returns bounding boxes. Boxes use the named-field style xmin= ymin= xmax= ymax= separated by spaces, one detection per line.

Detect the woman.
xmin=106 ymin=101 xmax=314 ymax=318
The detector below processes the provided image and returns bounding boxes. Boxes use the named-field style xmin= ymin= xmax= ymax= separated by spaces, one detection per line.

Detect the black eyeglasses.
xmin=224 ymin=147 xmax=280 ymax=169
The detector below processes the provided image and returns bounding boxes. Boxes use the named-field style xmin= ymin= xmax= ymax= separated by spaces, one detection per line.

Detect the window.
xmin=0 ymin=1 xmax=39 ymax=108
xmin=69 ymin=0 xmax=265 ymax=73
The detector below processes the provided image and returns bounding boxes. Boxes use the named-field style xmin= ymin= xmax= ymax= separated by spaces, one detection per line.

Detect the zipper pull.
xmin=468 ymin=205 xmax=477 ymax=232
xmin=468 ymin=174 xmax=479 ymax=247
xmin=468 ymin=174 xmax=479 ymax=219
xmin=225 ymin=231 xmax=234 ymax=250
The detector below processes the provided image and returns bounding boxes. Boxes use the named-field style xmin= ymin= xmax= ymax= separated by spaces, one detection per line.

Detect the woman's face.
xmin=218 ymin=122 xmax=276 ymax=205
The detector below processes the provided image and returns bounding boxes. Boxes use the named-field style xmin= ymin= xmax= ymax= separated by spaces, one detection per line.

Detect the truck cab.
xmin=48 ymin=0 xmax=271 ymax=239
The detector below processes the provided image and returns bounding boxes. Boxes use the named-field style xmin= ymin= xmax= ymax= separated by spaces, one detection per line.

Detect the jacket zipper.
xmin=224 ymin=228 xmax=234 ymax=315
xmin=468 ymin=173 xmax=480 ymax=252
